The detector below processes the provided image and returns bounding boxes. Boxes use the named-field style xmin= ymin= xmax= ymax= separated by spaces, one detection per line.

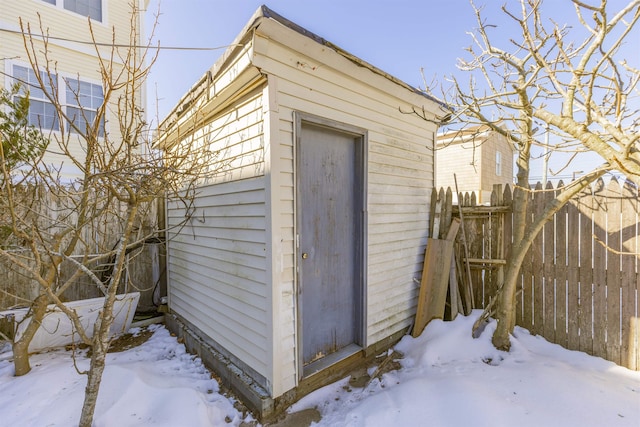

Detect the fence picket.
xmin=543 ymin=181 xmax=556 ymax=341
xmin=566 ymin=190 xmax=580 ymax=351
xmin=486 ymin=186 xmax=501 ymax=305
xmin=578 ymin=186 xmax=595 ymax=356
xmin=519 ymin=186 xmax=534 ymax=332
xmin=555 ymin=181 xmax=568 ymax=348
xmin=620 ymin=181 xmax=638 ymax=369
xmin=471 ymin=218 xmax=484 ymax=308
xmin=592 ymin=179 xmax=608 ymax=359
xmin=503 ymin=186 xmax=519 ymax=324
xmin=605 ymin=178 xmax=622 ymax=365
xmin=532 ymin=183 xmax=545 ymax=336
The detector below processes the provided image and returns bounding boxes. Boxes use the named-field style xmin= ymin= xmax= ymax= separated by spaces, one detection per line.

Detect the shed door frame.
xmin=294 ymin=111 xmax=368 ymax=379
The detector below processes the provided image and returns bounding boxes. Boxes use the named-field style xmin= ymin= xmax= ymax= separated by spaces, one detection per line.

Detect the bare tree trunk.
xmin=78 ymin=204 xmax=138 ymax=427
xmin=492 ymin=171 xmax=607 ymax=350
xmin=492 ymin=160 xmax=530 ymax=349
xmin=492 ymin=243 xmax=530 ymax=350
xmin=11 ymin=294 xmax=49 ymax=376
xmin=78 ymin=317 xmax=109 ymax=427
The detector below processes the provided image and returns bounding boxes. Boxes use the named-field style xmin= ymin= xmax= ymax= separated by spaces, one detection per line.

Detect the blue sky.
xmin=144 ymin=1 xmax=637 ymax=182
xmin=145 ymin=0 xmax=480 ymax=121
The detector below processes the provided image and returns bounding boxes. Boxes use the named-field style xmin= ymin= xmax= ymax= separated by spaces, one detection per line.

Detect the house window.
xmin=41 ymin=0 xmax=102 ymax=22
xmin=13 ymin=65 xmax=59 ymax=131
xmin=496 ymin=151 xmax=502 ymax=176
xmin=65 ymin=78 xmax=104 ymax=136
xmin=13 ymin=65 xmax=105 ymax=136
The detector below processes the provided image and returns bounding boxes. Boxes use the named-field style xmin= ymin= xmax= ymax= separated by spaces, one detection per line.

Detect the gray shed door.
xmin=297 ymin=118 xmax=364 ymax=373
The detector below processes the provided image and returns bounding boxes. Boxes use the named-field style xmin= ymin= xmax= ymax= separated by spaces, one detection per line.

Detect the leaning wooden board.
xmin=412 ymin=218 xmax=460 ymax=337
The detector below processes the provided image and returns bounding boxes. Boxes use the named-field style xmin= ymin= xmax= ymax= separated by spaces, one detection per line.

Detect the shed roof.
xmin=160 ymin=5 xmax=446 ymax=132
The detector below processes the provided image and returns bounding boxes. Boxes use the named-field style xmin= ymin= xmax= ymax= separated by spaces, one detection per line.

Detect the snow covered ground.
xmin=1 ymin=312 xmax=638 ymax=426
xmin=0 ymin=324 xmax=248 ymax=426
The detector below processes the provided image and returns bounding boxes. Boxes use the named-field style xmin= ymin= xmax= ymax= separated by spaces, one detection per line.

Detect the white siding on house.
xmin=436 ymin=129 xmax=514 ymax=204
xmin=0 ymin=1 xmax=145 ymax=180
xmin=1 ymin=1 xmax=134 ymax=48
xmin=271 ymin=116 xmax=297 ymax=394
xmin=436 ymin=140 xmax=480 ymax=194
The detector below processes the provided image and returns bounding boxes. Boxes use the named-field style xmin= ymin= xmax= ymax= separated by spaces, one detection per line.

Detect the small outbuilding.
xmin=157 ymin=5 xmax=448 ymax=419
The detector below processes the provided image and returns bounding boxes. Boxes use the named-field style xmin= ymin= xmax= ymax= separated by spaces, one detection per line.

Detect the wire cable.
xmin=0 ymin=27 xmax=240 ymax=51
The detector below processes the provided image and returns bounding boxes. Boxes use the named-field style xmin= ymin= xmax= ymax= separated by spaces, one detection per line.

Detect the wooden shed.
xmin=157 ymin=5 xmax=448 ymax=419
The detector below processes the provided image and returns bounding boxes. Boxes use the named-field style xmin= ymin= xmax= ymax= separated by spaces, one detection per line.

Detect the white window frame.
xmin=10 ymin=61 xmax=106 ymax=138
xmin=496 ymin=150 xmax=502 ymax=177
xmin=63 ymin=76 xmax=105 ymax=137
xmin=11 ymin=64 xmax=60 ymax=132
xmin=39 ymin=0 xmax=104 ymax=23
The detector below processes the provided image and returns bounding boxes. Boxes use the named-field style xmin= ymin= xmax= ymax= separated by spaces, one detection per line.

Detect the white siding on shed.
xmin=188 ymin=90 xmax=266 ymax=185
xmin=166 ymin=86 xmax=270 ymax=382
xmin=167 ymin=178 xmax=269 ymax=378
xmin=252 ymin=21 xmax=436 ymax=352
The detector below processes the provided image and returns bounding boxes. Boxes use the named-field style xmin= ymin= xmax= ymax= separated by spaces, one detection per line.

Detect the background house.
xmin=0 ymin=0 xmax=148 ymax=180
xmin=436 ymin=125 xmax=514 ymax=203
xmin=0 ymin=1 xmax=156 ymax=311
xmin=157 ymin=6 xmax=447 ymax=420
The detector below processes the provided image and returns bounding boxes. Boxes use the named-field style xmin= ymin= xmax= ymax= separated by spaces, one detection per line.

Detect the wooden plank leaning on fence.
xmin=412 ymin=191 xmax=461 ymax=338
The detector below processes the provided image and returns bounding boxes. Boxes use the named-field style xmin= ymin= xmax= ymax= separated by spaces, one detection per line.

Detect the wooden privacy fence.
xmin=447 ymin=178 xmax=639 ymax=370
xmin=0 ymin=186 xmax=164 ymax=313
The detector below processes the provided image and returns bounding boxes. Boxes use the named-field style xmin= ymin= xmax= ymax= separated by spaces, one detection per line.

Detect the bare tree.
xmin=0 ymin=5 xmax=213 ymax=425
xmin=427 ymin=0 xmax=640 ymax=349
